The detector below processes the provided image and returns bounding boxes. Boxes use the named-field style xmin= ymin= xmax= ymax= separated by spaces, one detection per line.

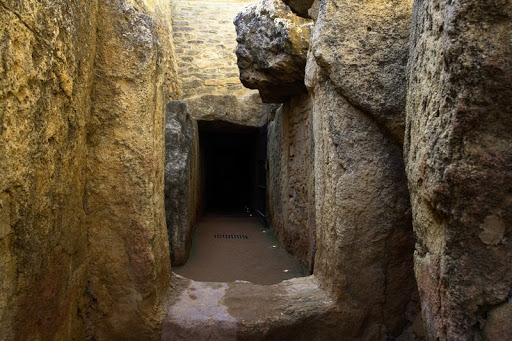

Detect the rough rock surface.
xmin=185 ymin=92 xmax=276 ymax=127
xmin=311 ymin=0 xmax=413 ymax=142
xmin=405 ymin=0 xmax=512 ymax=339
xmin=85 ymin=1 xmax=175 ymax=339
xmin=268 ymin=95 xmax=315 ymax=271
xmin=306 ymin=49 xmax=419 ymax=338
xmin=283 ymin=0 xmax=315 ymax=18
xmin=0 ymin=1 xmax=98 ymax=339
xmin=162 ymin=275 xmax=345 ymax=340
xmin=234 ymin=0 xmax=312 ymax=103
xmin=165 ymin=101 xmax=199 ymax=266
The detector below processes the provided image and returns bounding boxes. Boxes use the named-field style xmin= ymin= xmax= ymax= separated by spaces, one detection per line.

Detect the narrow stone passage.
xmin=173 ymin=215 xmax=308 ymax=285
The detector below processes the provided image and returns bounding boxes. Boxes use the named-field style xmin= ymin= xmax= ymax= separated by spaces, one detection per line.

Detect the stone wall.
xmin=165 ymin=101 xmax=199 ymax=266
xmin=268 ymin=95 xmax=315 ymax=271
xmin=235 ymin=0 xmax=420 ymax=338
xmin=308 ymin=1 xmax=420 ymax=337
xmin=172 ymin=0 xmax=254 ymax=98
xmin=405 ymin=0 xmax=512 ymax=339
xmin=0 ymin=1 xmax=98 ymax=339
xmin=85 ymin=1 xmax=177 ymax=339
xmin=0 ymin=0 xmax=179 ymax=339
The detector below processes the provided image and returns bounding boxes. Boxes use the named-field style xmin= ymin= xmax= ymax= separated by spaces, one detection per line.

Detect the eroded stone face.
xmin=310 ymin=77 xmax=418 ymax=339
xmin=303 ymin=3 xmax=420 ymax=338
xmin=234 ymin=0 xmax=312 ymax=103
xmin=184 ymin=92 xmax=276 ymax=127
xmin=0 ymin=1 xmax=98 ymax=339
xmin=85 ymin=1 xmax=174 ymax=339
xmin=405 ymin=0 xmax=512 ymax=339
xmin=162 ymin=275 xmax=346 ymax=340
xmin=311 ymin=0 xmax=413 ymax=142
xmin=267 ymin=95 xmax=316 ymax=271
xmin=165 ymin=101 xmax=199 ymax=266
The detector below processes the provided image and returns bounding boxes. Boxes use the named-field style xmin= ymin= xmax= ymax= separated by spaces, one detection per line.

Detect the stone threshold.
xmin=162 ymin=274 xmax=343 ymax=340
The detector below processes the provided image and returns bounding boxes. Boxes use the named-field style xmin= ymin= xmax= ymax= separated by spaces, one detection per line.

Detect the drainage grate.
xmin=214 ymin=234 xmax=248 ymax=240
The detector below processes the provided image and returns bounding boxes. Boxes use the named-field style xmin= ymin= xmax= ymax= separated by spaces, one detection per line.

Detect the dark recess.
xmin=199 ymin=120 xmax=260 ymax=215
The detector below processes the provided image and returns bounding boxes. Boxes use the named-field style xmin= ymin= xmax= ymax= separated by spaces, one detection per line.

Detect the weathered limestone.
xmin=305 ymin=0 xmax=419 ymax=338
xmin=311 ymin=0 xmax=413 ymax=142
xmin=0 ymin=1 xmax=98 ymax=339
xmin=268 ymin=95 xmax=315 ymax=271
xmin=85 ymin=1 xmax=176 ymax=339
xmin=1 ymin=0 xmax=180 ymax=340
xmin=308 ymin=75 xmax=419 ymax=339
xmin=172 ymin=0 xmax=254 ymax=98
xmin=405 ymin=0 xmax=512 ymax=339
xmin=165 ymin=101 xmax=199 ymax=266
xmin=185 ymin=92 xmax=275 ymax=127
xmin=234 ymin=0 xmax=312 ymax=103
xmin=162 ymin=275 xmax=345 ymax=340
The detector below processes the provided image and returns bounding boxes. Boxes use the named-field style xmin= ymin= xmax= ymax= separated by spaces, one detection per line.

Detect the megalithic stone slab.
xmin=405 ymin=0 xmax=512 ymax=339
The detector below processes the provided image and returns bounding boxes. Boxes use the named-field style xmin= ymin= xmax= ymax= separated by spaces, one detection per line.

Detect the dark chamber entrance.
xmin=173 ymin=120 xmax=308 ymax=284
xmin=199 ymin=121 xmax=265 ymax=217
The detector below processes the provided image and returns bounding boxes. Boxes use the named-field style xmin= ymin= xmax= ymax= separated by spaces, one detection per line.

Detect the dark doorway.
xmin=199 ymin=121 xmax=261 ymax=215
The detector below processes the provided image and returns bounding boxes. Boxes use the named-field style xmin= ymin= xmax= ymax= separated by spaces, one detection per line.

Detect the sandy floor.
xmin=173 ymin=215 xmax=309 ymax=285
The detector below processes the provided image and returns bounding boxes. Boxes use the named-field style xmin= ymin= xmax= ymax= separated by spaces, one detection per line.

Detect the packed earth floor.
xmin=173 ymin=215 xmax=308 ymax=284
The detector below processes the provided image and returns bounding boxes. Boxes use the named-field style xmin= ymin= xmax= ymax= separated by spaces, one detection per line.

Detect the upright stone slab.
xmin=311 ymin=0 xmax=412 ymax=142
xmin=0 ymin=1 xmax=98 ymax=339
xmin=267 ymin=95 xmax=316 ymax=271
xmin=86 ymin=1 xmax=172 ymax=339
xmin=305 ymin=0 xmax=420 ymax=338
xmin=405 ymin=0 xmax=512 ymax=339
xmin=165 ymin=101 xmax=198 ymax=266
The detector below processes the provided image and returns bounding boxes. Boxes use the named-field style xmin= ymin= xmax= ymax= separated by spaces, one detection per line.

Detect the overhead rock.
xmin=165 ymin=101 xmax=199 ymax=266
xmin=311 ymin=0 xmax=413 ymax=142
xmin=234 ymin=0 xmax=312 ymax=103
xmin=405 ymin=0 xmax=512 ymax=339
xmin=282 ymin=0 xmax=315 ymax=18
xmin=185 ymin=93 xmax=277 ymax=127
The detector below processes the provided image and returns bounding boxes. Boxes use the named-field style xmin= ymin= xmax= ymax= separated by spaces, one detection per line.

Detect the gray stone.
xmin=234 ymin=0 xmax=312 ymax=103
xmin=165 ymin=101 xmax=198 ymax=266
xmin=185 ymin=93 xmax=276 ymax=127
xmin=267 ymin=95 xmax=315 ymax=272
xmin=162 ymin=275 xmax=346 ymax=340
xmin=311 ymin=0 xmax=413 ymax=142
xmin=405 ymin=0 xmax=512 ymax=339
xmin=311 ymin=79 xmax=419 ymax=339
xmin=283 ymin=0 xmax=315 ymax=18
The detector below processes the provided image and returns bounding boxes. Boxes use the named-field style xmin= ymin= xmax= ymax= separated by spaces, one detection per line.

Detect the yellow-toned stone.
xmin=172 ymin=0 xmax=253 ymax=98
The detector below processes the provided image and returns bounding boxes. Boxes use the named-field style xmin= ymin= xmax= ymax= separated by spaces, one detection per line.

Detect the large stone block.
xmin=234 ymin=0 xmax=312 ymax=103
xmin=165 ymin=101 xmax=199 ymax=266
xmin=310 ymin=78 xmax=418 ymax=339
xmin=405 ymin=0 xmax=512 ymax=339
xmin=86 ymin=1 xmax=172 ymax=339
xmin=305 ymin=4 xmax=419 ymax=337
xmin=185 ymin=92 xmax=275 ymax=127
xmin=311 ymin=0 xmax=413 ymax=142
xmin=0 ymin=1 xmax=98 ymax=339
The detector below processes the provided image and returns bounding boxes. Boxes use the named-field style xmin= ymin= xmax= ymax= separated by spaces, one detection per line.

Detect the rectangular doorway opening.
xmin=198 ymin=120 xmax=265 ymax=218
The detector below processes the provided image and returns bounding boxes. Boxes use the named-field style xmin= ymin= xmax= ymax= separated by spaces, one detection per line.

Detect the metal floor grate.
xmin=214 ymin=234 xmax=248 ymax=240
